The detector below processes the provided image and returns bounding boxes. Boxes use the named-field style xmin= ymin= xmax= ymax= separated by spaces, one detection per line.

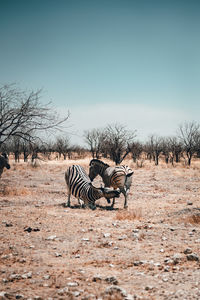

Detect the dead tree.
xmin=0 ymin=84 xmax=69 ymax=151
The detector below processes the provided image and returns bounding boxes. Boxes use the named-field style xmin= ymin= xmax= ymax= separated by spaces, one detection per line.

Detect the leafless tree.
xmin=168 ymin=136 xmax=183 ymax=165
xmin=0 ymin=84 xmax=69 ymax=150
xmin=161 ymin=137 xmax=171 ymax=164
xmin=54 ymin=136 xmax=71 ymax=160
xmin=129 ymin=141 xmax=143 ymax=163
xmin=178 ymin=121 xmax=200 ymax=165
xmin=84 ymin=128 xmax=105 ymax=159
xmin=103 ymin=123 xmax=136 ymax=165
xmin=147 ymin=135 xmax=163 ymax=166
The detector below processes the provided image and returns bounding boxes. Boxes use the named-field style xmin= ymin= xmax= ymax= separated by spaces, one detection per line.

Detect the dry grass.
xmin=0 ymin=157 xmax=200 ymax=299
xmin=186 ymin=214 xmax=200 ymax=225
xmin=0 ymin=186 xmax=31 ymax=196
xmin=115 ymin=208 xmax=142 ymax=221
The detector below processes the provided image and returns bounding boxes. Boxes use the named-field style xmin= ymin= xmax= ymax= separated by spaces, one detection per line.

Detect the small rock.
xmin=81 ymin=238 xmax=90 ymax=242
xmin=16 ymin=294 xmax=24 ymax=299
xmin=133 ymin=261 xmax=143 ymax=266
xmin=162 ymin=277 xmax=168 ymax=282
xmin=164 ymin=266 xmax=170 ymax=272
xmin=46 ymin=235 xmax=57 ymax=240
xmin=118 ymin=235 xmax=127 ymax=240
xmin=92 ymin=275 xmax=103 ymax=282
xmin=22 ymin=272 xmax=32 ymax=279
xmin=187 ymin=201 xmax=193 ymax=205
xmin=0 ymin=292 xmax=9 ymax=298
xmin=145 ymin=286 xmax=153 ymax=291
xmin=9 ymin=274 xmax=22 ymax=280
xmin=1 ymin=255 xmax=9 ymax=259
xmin=183 ymin=248 xmax=192 ymax=254
xmin=186 ymin=254 xmax=199 ymax=261
xmin=55 ymin=252 xmax=62 ymax=257
xmin=72 ymin=291 xmax=81 ymax=297
xmin=105 ymin=276 xmax=118 ymax=285
xmin=67 ymin=282 xmax=79 ymax=287
xmin=57 ymin=287 xmax=69 ymax=295
xmin=103 ymin=233 xmax=111 ymax=238
xmin=172 ymin=253 xmax=184 ymax=265
xmin=43 ymin=275 xmax=50 ymax=280
xmin=24 ymin=227 xmax=40 ymax=232
xmin=103 ymin=285 xmax=133 ymax=300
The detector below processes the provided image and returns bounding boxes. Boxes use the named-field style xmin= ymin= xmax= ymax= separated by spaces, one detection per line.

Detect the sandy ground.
xmin=0 ymin=157 xmax=200 ymax=300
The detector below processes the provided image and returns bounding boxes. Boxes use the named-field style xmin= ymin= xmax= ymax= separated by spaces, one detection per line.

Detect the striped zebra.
xmin=65 ymin=165 xmax=120 ymax=209
xmin=89 ymin=159 xmax=134 ymax=209
xmin=0 ymin=153 xmax=10 ymax=178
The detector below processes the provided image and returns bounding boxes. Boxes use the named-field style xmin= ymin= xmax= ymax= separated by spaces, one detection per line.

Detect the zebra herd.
xmin=65 ymin=159 xmax=134 ymax=209
xmin=0 ymin=153 xmax=133 ymax=209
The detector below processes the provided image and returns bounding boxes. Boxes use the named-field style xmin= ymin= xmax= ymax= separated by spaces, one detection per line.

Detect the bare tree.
xmin=147 ymin=135 xmax=163 ymax=166
xmin=129 ymin=141 xmax=143 ymax=163
xmin=0 ymin=84 xmax=69 ymax=150
xmin=104 ymin=123 xmax=136 ymax=165
xmin=178 ymin=121 xmax=200 ymax=165
xmin=161 ymin=137 xmax=171 ymax=164
xmin=54 ymin=136 xmax=71 ymax=160
xmin=84 ymin=128 xmax=105 ymax=159
xmin=168 ymin=136 xmax=183 ymax=165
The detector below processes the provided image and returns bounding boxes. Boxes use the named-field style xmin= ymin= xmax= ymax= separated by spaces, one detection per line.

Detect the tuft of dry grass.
xmin=115 ymin=208 xmax=142 ymax=221
xmin=0 ymin=186 xmax=31 ymax=196
xmin=186 ymin=214 xmax=200 ymax=225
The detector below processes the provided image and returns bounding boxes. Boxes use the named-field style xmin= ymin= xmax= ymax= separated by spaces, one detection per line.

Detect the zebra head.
xmin=1 ymin=153 xmax=10 ymax=169
xmin=89 ymin=159 xmax=109 ymax=181
xmin=100 ymin=187 xmax=120 ymax=200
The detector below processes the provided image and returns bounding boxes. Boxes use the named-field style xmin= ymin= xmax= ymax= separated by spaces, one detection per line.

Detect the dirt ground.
xmin=0 ymin=157 xmax=200 ymax=300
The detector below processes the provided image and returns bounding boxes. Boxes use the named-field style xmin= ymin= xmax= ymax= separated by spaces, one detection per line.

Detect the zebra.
xmin=89 ymin=159 xmax=134 ymax=209
xmin=0 ymin=153 xmax=10 ymax=178
xmin=65 ymin=164 xmax=120 ymax=209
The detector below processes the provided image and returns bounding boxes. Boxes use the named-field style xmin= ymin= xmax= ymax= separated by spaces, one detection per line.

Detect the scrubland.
xmin=0 ymin=157 xmax=200 ymax=299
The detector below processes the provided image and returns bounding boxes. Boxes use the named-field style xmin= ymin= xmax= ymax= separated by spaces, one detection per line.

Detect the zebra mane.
xmin=89 ymin=159 xmax=110 ymax=168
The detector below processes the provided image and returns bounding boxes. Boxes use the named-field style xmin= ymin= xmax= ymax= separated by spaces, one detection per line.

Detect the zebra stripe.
xmin=65 ymin=165 xmax=120 ymax=209
xmin=89 ymin=159 xmax=133 ymax=208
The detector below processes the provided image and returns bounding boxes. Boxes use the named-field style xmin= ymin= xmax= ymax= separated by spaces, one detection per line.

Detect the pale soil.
xmin=0 ymin=158 xmax=200 ymax=300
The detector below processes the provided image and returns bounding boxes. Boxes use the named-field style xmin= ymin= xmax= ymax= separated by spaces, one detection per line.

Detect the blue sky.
xmin=0 ymin=0 xmax=200 ymax=145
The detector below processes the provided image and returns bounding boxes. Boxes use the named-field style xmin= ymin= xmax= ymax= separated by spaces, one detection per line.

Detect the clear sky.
xmin=1 ymin=0 xmax=200 ymax=145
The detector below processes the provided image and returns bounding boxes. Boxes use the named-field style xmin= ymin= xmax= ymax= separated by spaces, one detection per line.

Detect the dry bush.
xmin=115 ymin=208 xmax=142 ymax=221
xmin=186 ymin=214 xmax=200 ymax=225
xmin=0 ymin=186 xmax=31 ymax=196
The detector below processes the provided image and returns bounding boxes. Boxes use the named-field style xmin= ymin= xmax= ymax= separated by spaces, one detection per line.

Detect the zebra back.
xmin=110 ymin=165 xmax=133 ymax=189
xmin=65 ymin=165 xmax=103 ymax=206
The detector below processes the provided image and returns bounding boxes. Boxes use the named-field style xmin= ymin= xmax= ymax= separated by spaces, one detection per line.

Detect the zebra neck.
xmin=99 ymin=164 xmax=108 ymax=177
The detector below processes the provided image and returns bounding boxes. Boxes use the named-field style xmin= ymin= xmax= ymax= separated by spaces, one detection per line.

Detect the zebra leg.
xmin=123 ymin=189 xmax=129 ymax=209
xmin=111 ymin=197 xmax=115 ymax=209
xmin=67 ymin=193 xmax=71 ymax=207
xmin=78 ymin=198 xmax=85 ymax=208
